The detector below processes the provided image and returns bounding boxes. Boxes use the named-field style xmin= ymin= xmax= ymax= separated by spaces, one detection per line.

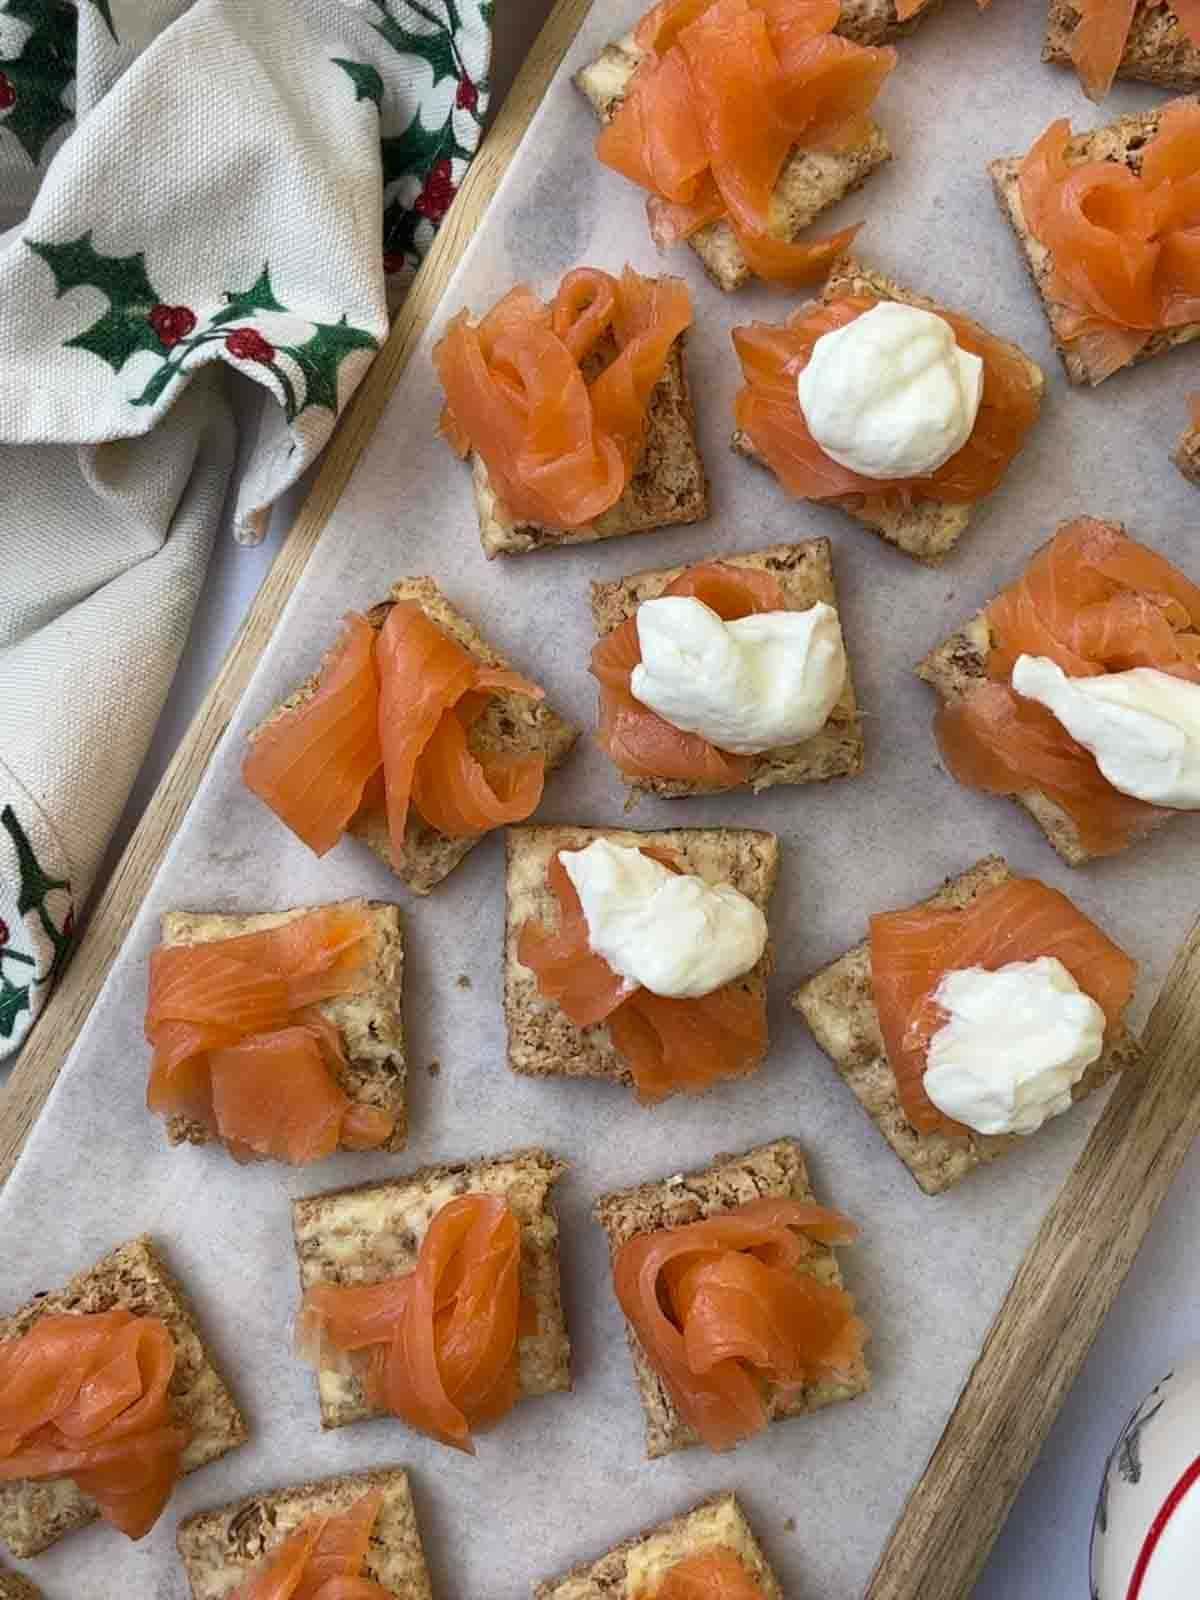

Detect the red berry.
xmin=382 ymin=251 xmax=407 ymax=276
xmin=225 ymin=327 xmax=275 ymax=364
xmin=148 ymin=303 xmax=197 ymax=349
xmin=414 ymin=159 xmax=456 ymax=224
xmin=456 ymin=76 xmax=478 ymax=113
xmin=0 ymin=918 xmax=9 ymax=946
xmin=0 ymin=74 xmax=14 ymax=113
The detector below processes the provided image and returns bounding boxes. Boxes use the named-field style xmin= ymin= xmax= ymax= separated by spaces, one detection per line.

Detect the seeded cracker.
xmin=594 ymin=1139 xmax=869 ymax=1457
xmin=791 ymin=857 xmax=1143 ymax=1195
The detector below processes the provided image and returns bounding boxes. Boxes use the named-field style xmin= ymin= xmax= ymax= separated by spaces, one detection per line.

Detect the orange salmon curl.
xmin=594 ymin=0 xmax=898 ymax=282
xmin=296 ymin=1196 xmax=533 ymax=1454
xmin=434 ymin=267 xmax=692 ymax=528
xmin=612 ymin=1199 xmax=866 ymax=1452
xmin=650 ymin=1548 xmax=771 ymax=1600
xmin=0 ymin=1309 xmax=190 ymax=1541
xmin=229 ymin=1489 xmax=394 ymax=1599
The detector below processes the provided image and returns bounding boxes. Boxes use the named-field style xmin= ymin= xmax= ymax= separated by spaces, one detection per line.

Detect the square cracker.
xmin=534 ymin=1492 xmax=783 ymax=1600
xmin=0 ymin=1237 xmax=247 ymax=1559
xmin=251 ymin=577 xmax=578 ymax=894
xmin=1044 ymin=0 xmax=1200 ymax=91
xmin=574 ymin=39 xmax=891 ymax=294
xmin=990 ymin=100 xmax=1200 ymax=386
xmin=176 ymin=1467 xmax=431 ymax=1600
xmin=505 ymin=824 xmax=779 ymax=1084
xmin=291 ymin=1149 xmax=570 ymax=1430
xmin=732 ymin=258 xmax=1044 ymax=564
xmin=158 ymin=899 xmax=407 ymax=1153
xmin=590 ymin=539 xmax=865 ymax=799
xmin=474 ymin=339 xmax=710 ymax=556
xmin=791 ymin=857 xmax=1144 ymax=1196
xmin=594 ymin=1139 xmax=870 ymax=1458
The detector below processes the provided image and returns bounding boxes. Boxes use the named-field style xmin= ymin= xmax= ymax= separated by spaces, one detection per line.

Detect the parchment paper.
xmin=4 ymin=4 xmax=1200 ymax=1595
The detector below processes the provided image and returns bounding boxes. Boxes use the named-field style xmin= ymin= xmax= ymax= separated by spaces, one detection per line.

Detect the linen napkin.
xmin=0 ymin=0 xmax=491 ymax=1060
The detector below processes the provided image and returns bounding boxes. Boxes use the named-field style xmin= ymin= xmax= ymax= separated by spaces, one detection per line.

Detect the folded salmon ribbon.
xmin=518 ymin=846 xmax=768 ymax=1102
xmin=0 ymin=1309 xmax=190 ymax=1540
xmin=733 ymin=295 xmax=1041 ymax=508
xmin=594 ymin=0 xmax=897 ymax=285
xmin=935 ymin=518 xmax=1200 ymax=856
xmin=230 ymin=1488 xmax=394 ymax=1600
xmin=244 ymin=601 xmax=549 ymax=858
xmin=297 ymin=1195 xmax=533 ymax=1454
xmin=613 ymin=1199 xmax=866 ymax=1452
xmin=651 ymin=1549 xmax=770 ymax=1600
xmin=144 ymin=904 xmax=395 ymax=1163
xmin=1019 ymin=99 xmax=1200 ymax=381
xmin=1065 ymin=0 xmax=1200 ymax=101
xmin=869 ymin=875 xmax=1138 ymax=1139
xmin=435 ymin=265 xmax=692 ymax=529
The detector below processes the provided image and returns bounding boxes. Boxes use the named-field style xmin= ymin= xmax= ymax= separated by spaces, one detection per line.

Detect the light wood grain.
xmin=866 ymin=909 xmax=1200 ymax=1599
xmin=0 ymin=0 xmax=594 ymax=1189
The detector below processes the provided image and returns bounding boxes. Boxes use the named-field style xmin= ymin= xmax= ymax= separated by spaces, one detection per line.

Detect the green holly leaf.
xmin=479 ymin=0 xmax=493 ymax=21
xmin=0 ymin=974 xmax=31 ymax=1038
xmin=26 ymin=232 xmax=167 ymax=373
xmin=81 ymin=0 xmax=117 ymax=39
xmin=383 ymin=195 xmax=424 ymax=260
xmin=0 ymin=0 xmax=77 ymax=165
xmin=332 ymin=57 xmax=383 ymax=108
xmin=369 ymin=0 xmax=458 ymax=86
xmin=278 ymin=316 xmax=379 ymax=419
xmin=209 ymin=263 xmax=286 ymax=328
xmin=1 ymin=805 xmax=68 ymax=917
xmin=66 ymin=308 xmax=164 ymax=370
xmin=130 ymin=358 xmax=183 ymax=409
xmin=381 ymin=108 xmax=467 ymax=189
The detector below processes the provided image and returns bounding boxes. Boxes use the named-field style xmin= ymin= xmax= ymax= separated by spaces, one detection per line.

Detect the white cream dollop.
xmin=922 ymin=957 xmax=1106 ymax=1136
xmin=558 ymin=839 xmax=767 ymax=1000
xmin=1012 ymin=654 xmax=1200 ymax=809
xmin=629 ymin=596 xmax=846 ymax=754
xmin=796 ymin=302 xmax=983 ymax=480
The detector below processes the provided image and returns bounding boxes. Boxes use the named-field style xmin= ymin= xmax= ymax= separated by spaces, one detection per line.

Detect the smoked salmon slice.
xmin=1066 ymin=0 xmax=1200 ymax=101
xmin=517 ymin=848 xmax=768 ymax=1101
xmin=230 ymin=1488 xmax=393 ymax=1599
xmin=935 ymin=518 xmax=1200 ymax=855
xmin=435 ymin=267 xmax=692 ymax=528
xmin=591 ymin=562 xmax=786 ymax=785
xmin=595 ymin=0 xmax=896 ymax=284
xmin=296 ymin=1195 xmax=530 ymax=1454
xmin=651 ymin=1549 xmax=768 ymax=1600
xmin=612 ymin=1198 xmax=864 ymax=1451
xmin=144 ymin=904 xmax=394 ymax=1163
xmin=732 ymin=295 xmax=1042 ymax=506
xmin=244 ymin=600 xmax=550 ymax=859
xmin=1017 ymin=102 xmax=1200 ymax=379
xmin=0 ymin=1309 xmax=189 ymax=1540
xmin=869 ymin=875 xmax=1137 ymax=1138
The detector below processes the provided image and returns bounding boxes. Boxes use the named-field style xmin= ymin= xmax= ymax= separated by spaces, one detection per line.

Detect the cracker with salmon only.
xmin=249 ymin=578 xmax=577 ymax=894
xmin=290 ymin=1150 xmax=570 ymax=1432
xmin=176 ymin=1467 xmax=432 ymax=1600
xmin=504 ymin=824 xmax=779 ymax=1086
xmin=595 ymin=1140 xmax=869 ymax=1458
xmin=731 ymin=258 xmax=1044 ymax=564
xmin=589 ymin=540 xmax=864 ymax=799
xmin=0 ymin=1237 xmax=247 ymax=1560
xmin=792 ymin=857 xmax=1144 ymax=1196
xmin=154 ymin=899 xmax=407 ymax=1154
xmin=1043 ymin=0 xmax=1200 ymax=94
xmin=534 ymin=1492 xmax=784 ymax=1600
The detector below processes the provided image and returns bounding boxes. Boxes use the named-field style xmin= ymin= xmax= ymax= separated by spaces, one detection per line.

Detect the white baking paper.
xmin=3 ymin=4 xmax=1200 ymax=1595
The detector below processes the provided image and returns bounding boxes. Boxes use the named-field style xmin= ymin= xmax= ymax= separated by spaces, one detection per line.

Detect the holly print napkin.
xmin=0 ymin=0 xmax=491 ymax=1062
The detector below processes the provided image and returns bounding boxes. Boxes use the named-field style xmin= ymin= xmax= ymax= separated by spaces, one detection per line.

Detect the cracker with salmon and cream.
xmin=145 ymin=899 xmax=406 ymax=1161
xmin=793 ymin=857 xmax=1144 ymax=1195
xmin=291 ymin=1150 xmax=570 ymax=1443
xmin=595 ymin=1140 xmax=869 ymax=1459
xmin=731 ymin=259 xmax=1043 ymax=564
xmin=991 ymin=99 xmax=1200 ymax=387
xmin=535 ymin=1492 xmax=783 ymax=1600
xmin=177 ymin=1468 xmax=431 ymax=1600
xmin=506 ymin=825 xmax=778 ymax=1100
xmin=435 ymin=267 xmax=708 ymax=556
xmin=590 ymin=541 xmax=863 ymax=800
xmin=575 ymin=0 xmax=896 ymax=293
xmin=0 ymin=1237 xmax=246 ymax=1560
xmin=244 ymin=578 xmax=577 ymax=894
xmin=918 ymin=517 xmax=1200 ymax=865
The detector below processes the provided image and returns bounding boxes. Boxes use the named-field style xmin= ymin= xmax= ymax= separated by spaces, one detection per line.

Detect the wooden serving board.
xmin=5 ymin=4 xmax=1200 ymax=1598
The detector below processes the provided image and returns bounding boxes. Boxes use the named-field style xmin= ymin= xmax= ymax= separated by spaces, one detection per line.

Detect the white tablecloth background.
xmin=89 ymin=7 xmax=1200 ymax=1594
